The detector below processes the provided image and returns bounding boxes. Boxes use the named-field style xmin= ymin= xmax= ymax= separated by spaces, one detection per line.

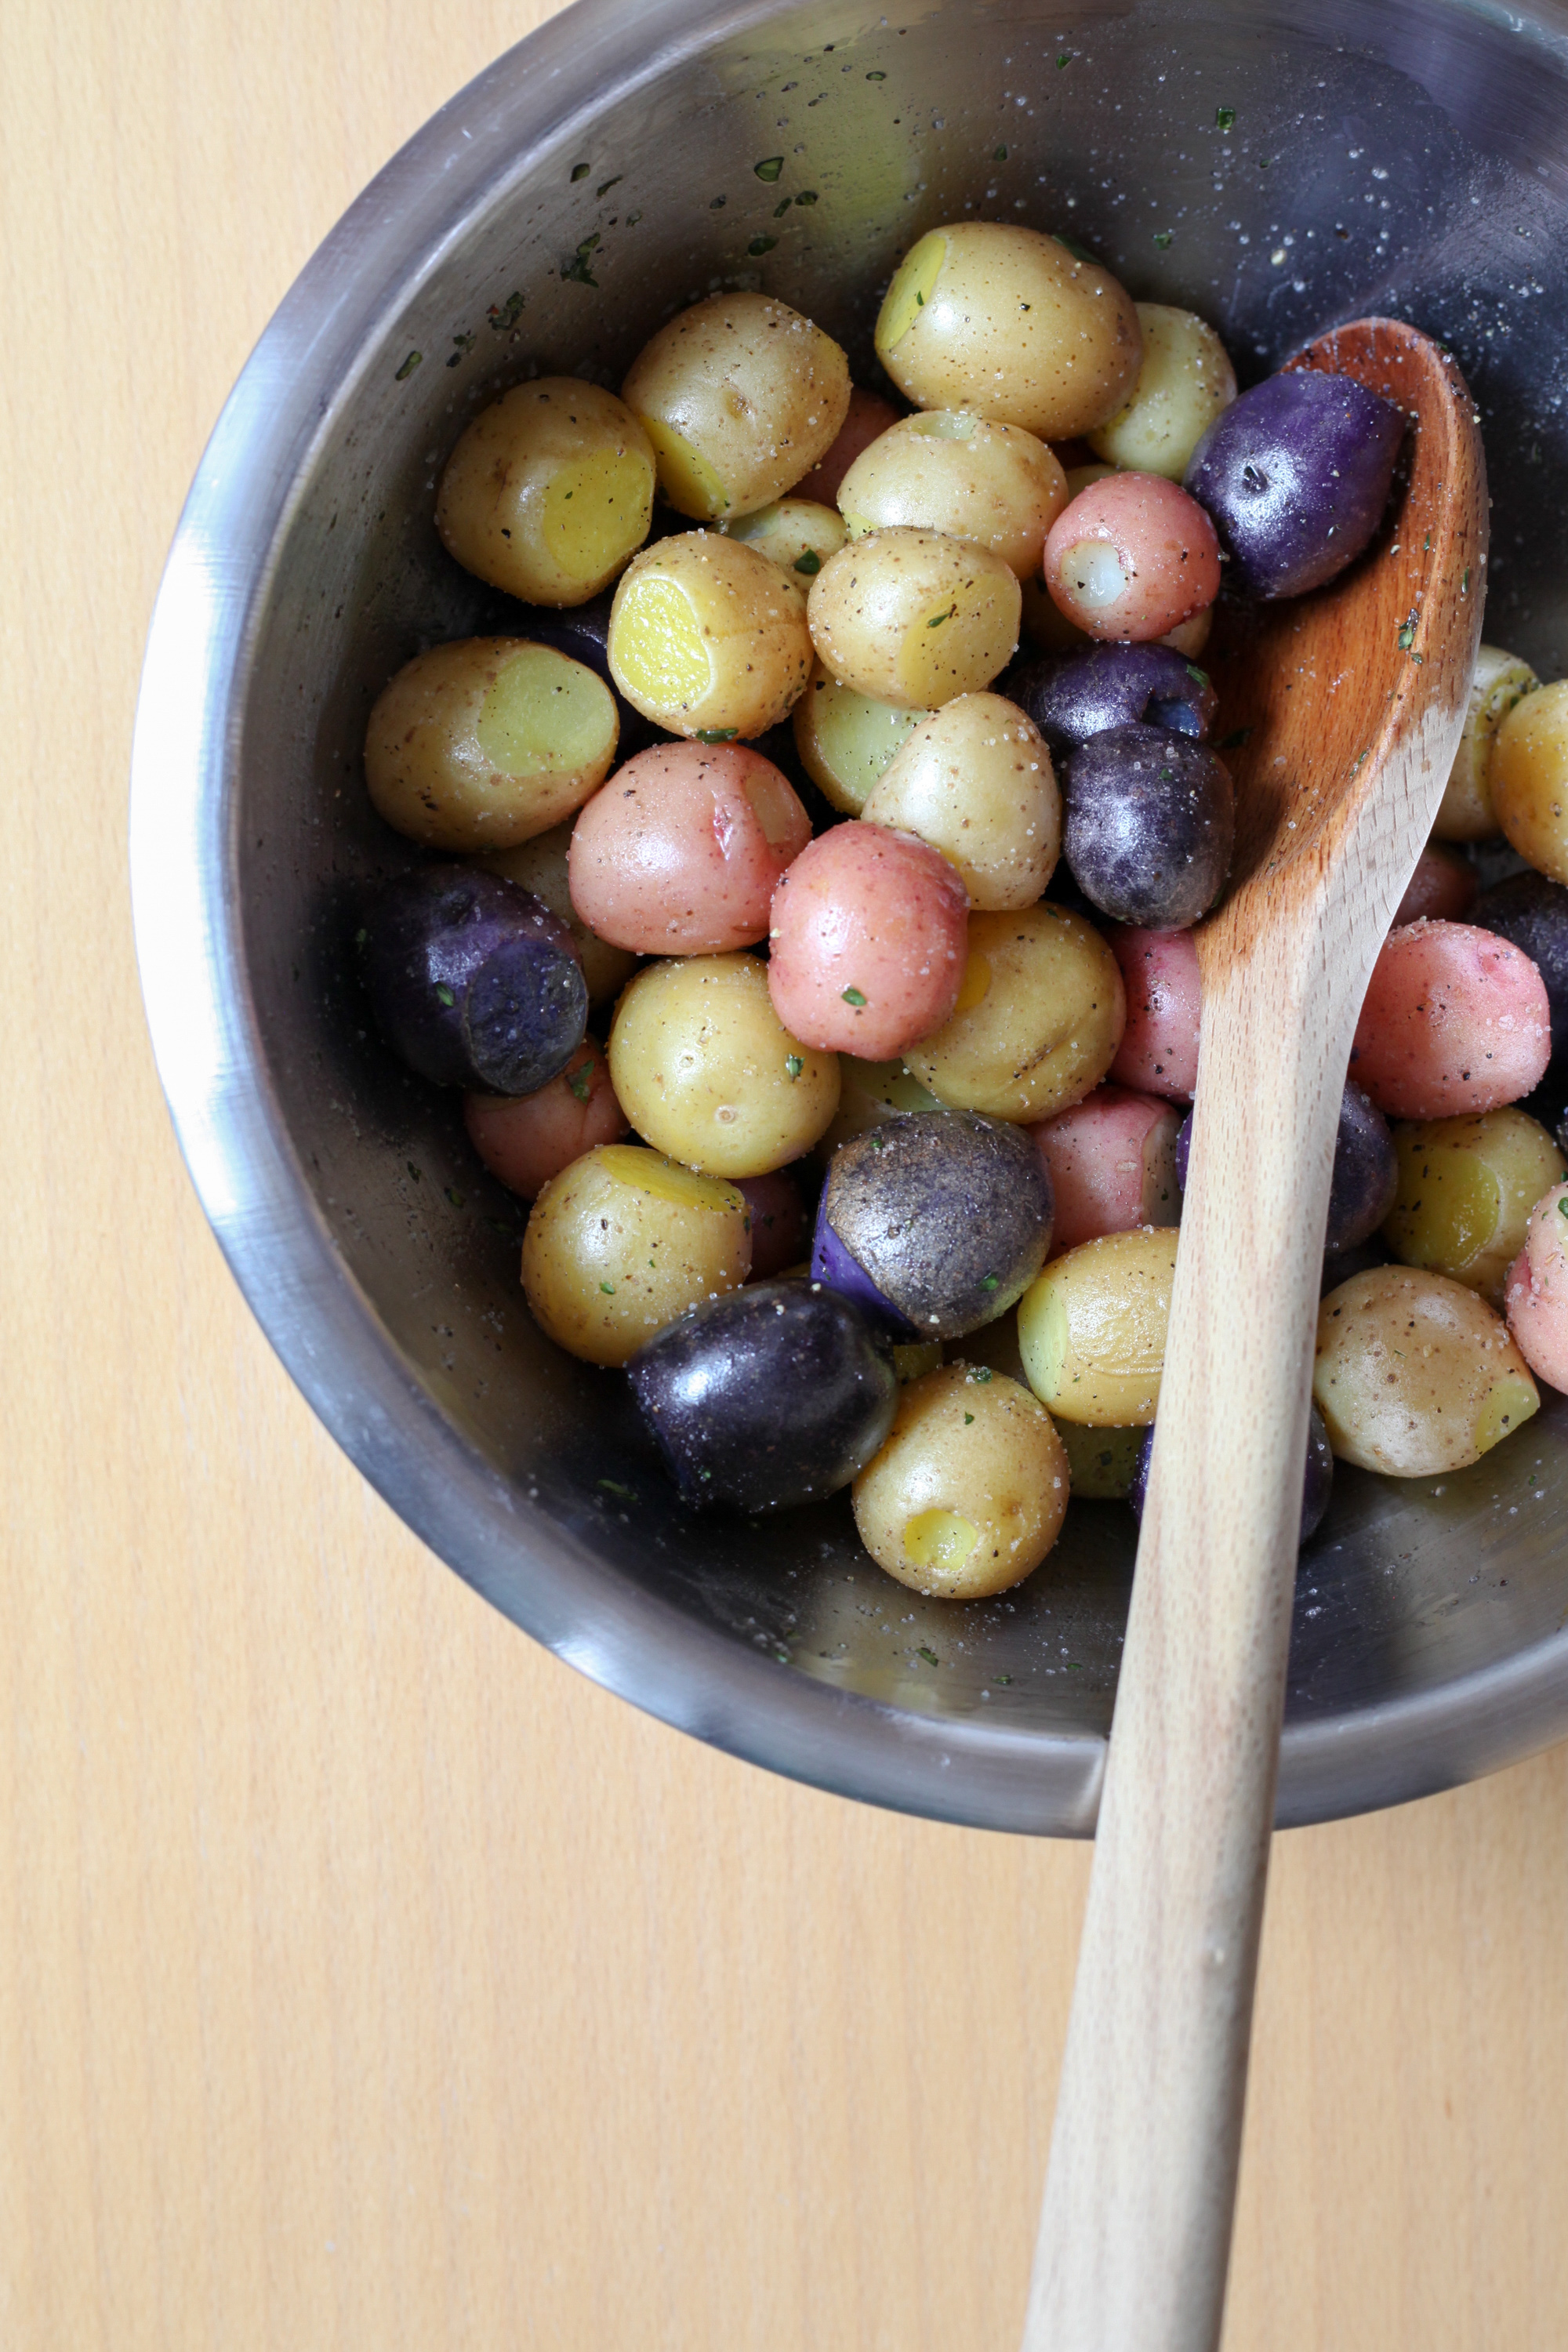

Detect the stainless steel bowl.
xmin=131 ymin=0 xmax=1568 ymax=1835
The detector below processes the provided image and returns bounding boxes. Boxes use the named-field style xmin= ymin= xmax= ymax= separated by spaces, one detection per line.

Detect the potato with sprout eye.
xmin=852 ymin=1364 xmax=1069 ymax=1599
xmin=837 ymin=410 xmax=1068 ymax=579
xmin=861 ymin=691 xmax=1060 ymax=909
xmin=608 ymin=532 xmax=811 ymax=740
xmin=365 ymin=639 xmax=619 ymax=853
xmin=807 ymin=528 xmax=1021 ymax=709
xmin=873 ymin=223 xmax=1142 ymax=440
xmin=621 ymin=292 xmax=850 ymax=521
xmin=437 ymin=379 xmax=655 ymax=606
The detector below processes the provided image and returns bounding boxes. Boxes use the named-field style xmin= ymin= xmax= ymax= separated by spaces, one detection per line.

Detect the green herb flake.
xmin=1216 ymin=105 xmax=1236 ymax=131
xmin=774 ymin=196 xmax=793 ymax=217
xmin=394 ymin=350 xmax=423 ymax=380
xmin=1055 ymin=234 xmax=1098 ymax=264
xmin=866 ymin=68 xmax=887 ymax=80
xmin=748 ymin=234 xmax=779 ymax=257
xmin=917 ymin=1646 xmax=939 ymax=1667
xmin=1218 ymin=726 xmax=1254 ymax=751
xmin=1186 ymin=663 xmax=1209 ymax=686
xmin=964 ymin=1411 xmax=975 ymax=1425
xmin=972 ymin=1367 xmax=993 ymax=1383
xmin=793 ymin=547 xmax=822 ymax=575
xmin=561 ymin=233 xmax=602 ymax=287
xmin=599 ymin=1280 xmax=616 ymax=1294
xmin=1559 ymin=1197 xmax=1568 ymax=1218
xmin=1461 ymin=567 xmax=1471 ymax=596
xmin=995 ymin=1669 xmax=1012 ymax=1683
xmin=626 ymin=209 xmax=642 ymax=227
xmin=1424 ymin=532 xmax=1432 ymax=552
xmin=567 ymin=1062 xmax=593 ymax=1103
xmin=598 ymin=1479 xmax=636 ymax=1500
xmin=434 ymin=983 xmax=456 ymax=1007
xmin=487 ymin=290 xmax=525 ymax=332
xmin=406 ymin=1161 xmax=421 ymax=1182
xmin=1397 ymin=622 xmax=1417 ymax=650
xmin=1056 ymin=50 xmax=1071 ymax=67
xmin=927 ymin=607 xmax=952 ymax=627
xmin=794 ymin=190 xmax=818 ymax=206
xmin=445 ymin=1188 xmax=464 ymax=1210
xmin=754 ymin=154 xmax=785 ymax=181
xmin=981 ymin=1274 xmax=1000 ymax=1292
xmin=785 ymin=1054 xmax=804 ymax=1079
xmin=841 ymin=985 xmax=868 ymax=1007
xmin=994 ymin=144 xmax=1008 ymax=162
xmin=596 ymin=176 xmax=622 ymax=198
xmin=695 ymin=727 xmax=739 ymax=743
xmin=571 ymin=161 xmax=590 ymax=182
xmin=354 ymin=927 xmax=368 ymax=946
xmin=1154 ymin=230 xmax=1173 ymax=249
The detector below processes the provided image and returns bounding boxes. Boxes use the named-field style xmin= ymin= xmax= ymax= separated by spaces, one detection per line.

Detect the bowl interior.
xmin=138 ymin=0 xmax=1568 ymax=1833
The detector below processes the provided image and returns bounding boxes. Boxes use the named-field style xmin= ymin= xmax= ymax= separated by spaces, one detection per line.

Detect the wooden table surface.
xmin=8 ymin=3 xmax=1568 ymax=2345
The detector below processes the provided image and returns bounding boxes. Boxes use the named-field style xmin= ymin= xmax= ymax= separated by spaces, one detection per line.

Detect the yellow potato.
xmin=874 ymin=223 xmax=1142 ymax=439
xmin=1490 ymin=677 xmax=1568 ymax=882
xmin=862 ymin=691 xmax=1060 ymax=909
xmin=1384 ymin=1109 xmax=1568 ymax=1306
xmin=1433 ymin=645 xmax=1541 ymax=842
xmin=807 ymin=528 xmax=1021 ymax=709
xmin=608 ymin=953 xmax=840 ymax=1178
xmin=1087 ymin=304 xmax=1236 ymax=479
xmin=904 ymin=905 xmax=1124 ymax=1122
xmin=608 ymin=532 xmax=811 ymax=739
xmin=521 ymin=1145 xmax=751 ymax=1367
xmin=720 ymin=497 xmax=845 ymax=579
xmin=436 ymin=379 xmax=655 ymax=604
xmin=364 ymin=638 xmax=618 ymax=852
xmin=791 ymin=666 xmax=929 ymax=813
xmin=622 ymin=292 xmax=850 ymax=521
xmin=851 ymin=1365 xmax=1069 ymax=1598
xmin=837 ymin=410 xmax=1068 ymax=577
xmin=1016 ymin=1227 xmax=1179 ymax=1425
xmin=1313 ymin=1268 xmax=1538 ymax=1474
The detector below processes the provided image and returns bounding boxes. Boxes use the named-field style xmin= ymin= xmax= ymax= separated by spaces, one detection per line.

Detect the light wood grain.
xmin=5 ymin=6 xmax=1568 ymax=2349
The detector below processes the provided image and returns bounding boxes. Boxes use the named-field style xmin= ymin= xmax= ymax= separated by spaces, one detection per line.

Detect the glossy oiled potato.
xmin=621 ymin=292 xmax=851 ymax=521
xmin=791 ymin=667 xmax=928 ymax=813
xmin=1432 ymin=645 xmax=1540 ymax=842
xmin=837 ymin=411 xmax=1068 ymax=578
xmin=861 ymin=692 xmax=1060 ymax=909
xmin=1505 ymin=1181 xmax=1568 ymax=1393
xmin=1087 ymin=304 xmax=1237 ymax=479
xmin=1016 ymin=1226 xmax=1179 ymax=1425
xmin=720 ymin=498 xmax=846 ymax=579
xmin=521 ymin=1143 xmax=752 ymax=1367
xmin=874 ymin=223 xmax=1142 ymax=439
xmin=1313 ymin=1268 xmax=1538 ymax=1474
xmin=903 ymin=904 xmax=1125 ymax=1123
xmin=1490 ymin=678 xmax=1568 ymax=884
xmin=608 ymin=533 xmax=811 ymax=739
xmin=807 ymin=528 xmax=1021 ymax=709
xmin=365 ymin=639 xmax=619 ymax=852
xmin=608 ymin=953 xmax=840 ymax=1178
xmin=436 ymin=379 xmax=655 ymax=605
xmin=851 ymin=1365 xmax=1069 ymax=1598
xmin=1383 ymin=1109 xmax=1568 ymax=1306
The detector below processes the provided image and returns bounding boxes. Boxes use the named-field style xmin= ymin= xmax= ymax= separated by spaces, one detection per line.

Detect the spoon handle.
xmin=1021 ymin=942 xmax=1358 ymax=2352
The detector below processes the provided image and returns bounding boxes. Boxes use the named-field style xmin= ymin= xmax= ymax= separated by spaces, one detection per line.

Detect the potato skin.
xmin=766 ymin=823 xmax=971 ymax=1058
xmin=1087 ymin=304 xmax=1237 ymax=480
xmin=862 ymin=692 xmax=1060 ymax=910
xmin=463 ymin=1038 xmax=629 ymax=1200
xmin=1016 ymin=1226 xmax=1178 ymax=1425
xmin=622 ymin=292 xmax=851 ymax=521
xmin=807 ymin=528 xmax=1022 ymax=710
xmin=1505 ymin=1181 xmax=1568 ymax=1393
xmin=904 ymin=904 xmax=1125 ymax=1123
xmin=851 ymin=1364 xmax=1069 ymax=1598
xmin=1351 ymin=920 xmax=1552 ymax=1119
xmin=607 ymin=533 xmax=811 ymax=739
xmin=1491 ymin=678 xmax=1568 ymax=884
xmin=482 ymin=823 xmax=637 ymax=1007
xmin=874 ymin=223 xmax=1142 ymax=439
xmin=1432 ymin=646 xmax=1538 ymax=842
xmin=1383 ymin=1109 xmax=1567 ymax=1306
xmin=436 ymin=379 xmax=655 ymax=605
xmin=1313 ymin=1267 xmax=1538 ymax=1475
xmin=837 ymin=410 xmax=1068 ymax=579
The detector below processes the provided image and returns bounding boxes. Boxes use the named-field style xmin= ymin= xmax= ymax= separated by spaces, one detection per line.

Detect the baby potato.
xmin=1016 ymin=1226 xmax=1179 ymax=1425
xmin=808 ymin=528 xmax=1022 ymax=708
xmin=792 ymin=666 xmax=929 ymax=813
xmin=1043 ymin=473 xmax=1221 ymax=642
xmin=766 ymin=822 xmax=971 ymax=1059
xmin=861 ymin=692 xmax=1061 ymax=909
xmin=436 ymin=379 xmax=655 ymax=605
xmin=1351 ymin=920 xmax=1552 ymax=1119
xmin=521 ymin=1143 xmax=753 ymax=1367
xmin=365 ymin=638 xmax=619 ymax=853
xmin=1106 ymin=925 xmax=1202 ymax=1099
xmin=464 ymin=1037 xmax=629 ymax=1201
xmin=482 ymin=823 xmax=637 ymax=1007
xmin=621 ymin=292 xmax=851 ymax=521
xmin=1313 ymin=1267 xmax=1538 ymax=1475
xmin=837 ymin=411 xmax=1069 ymax=579
xmin=1383 ymin=1109 xmax=1567 ymax=1306
xmin=904 ymin=904 xmax=1126 ymax=1123
xmin=1505 ymin=1181 xmax=1568 ymax=1393
xmin=874 ymin=223 xmax=1142 ymax=440
xmin=1490 ymin=677 xmax=1568 ymax=884
xmin=814 ymin=1054 xmax=946 ymax=1162
xmin=568 ymin=740 xmax=811 ymax=954
xmin=608 ymin=953 xmax=840 ymax=1178
xmin=795 ymin=384 xmax=905 ymax=505
xmin=720 ymin=498 xmax=846 ymax=579
xmin=1054 ymin=1419 xmax=1145 ymax=1501
xmin=851 ymin=1365 xmax=1069 ymax=1599
xmin=1029 ymin=1084 xmax=1182 ymax=1253
xmin=1087 ymin=304 xmax=1237 ymax=480
xmin=1432 ymin=646 xmax=1540 ymax=842
xmin=608 ymin=532 xmax=811 ymax=739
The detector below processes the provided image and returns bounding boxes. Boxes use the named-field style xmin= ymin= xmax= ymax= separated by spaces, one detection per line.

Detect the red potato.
xmin=793 ymin=386 xmax=903 ymax=506
xmin=1351 ymin=919 xmax=1552 ymax=1119
xmin=767 ymin=822 xmax=970 ymax=1058
xmin=568 ymin=741 xmax=811 ymax=954
xmin=1105 ymin=926 xmax=1201 ymax=1098
xmin=1029 ymin=1085 xmax=1182 ymax=1254
xmin=735 ymin=1167 xmax=811 ymax=1279
xmin=1504 ymin=1181 xmax=1568 ymax=1393
xmin=463 ymin=1038 xmax=628 ymax=1200
xmin=1393 ymin=843 xmax=1479 ymax=929
xmin=1043 ymin=472 xmax=1221 ymax=642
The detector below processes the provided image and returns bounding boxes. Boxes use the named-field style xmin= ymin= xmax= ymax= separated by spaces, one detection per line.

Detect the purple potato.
xmin=1131 ymin=1404 xmax=1333 ymax=1543
xmin=1007 ymin=642 xmax=1218 ymax=756
xmin=1471 ymin=871 xmax=1568 ymax=1057
xmin=360 ymin=866 xmax=586 ymax=1094
xmin=810 ymin=1215 xmax=916 ymax=1340
xmin=815 ymin=1112 xmax=1054 ymax=1341
xmin=1061 ymin=723 xmax=1234 ymax=929
xmin=1174 ymin=1082 xmax=1396 ymax=1256
xmin=628 ymin=1280 xmax=898 ymax=1512
xmin=1183 ymin=370 xmax=1405 ymax=600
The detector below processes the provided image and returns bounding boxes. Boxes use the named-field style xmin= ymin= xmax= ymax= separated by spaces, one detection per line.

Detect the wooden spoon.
xmin=1021 ymin=320 xmax=1487 ymax=2352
